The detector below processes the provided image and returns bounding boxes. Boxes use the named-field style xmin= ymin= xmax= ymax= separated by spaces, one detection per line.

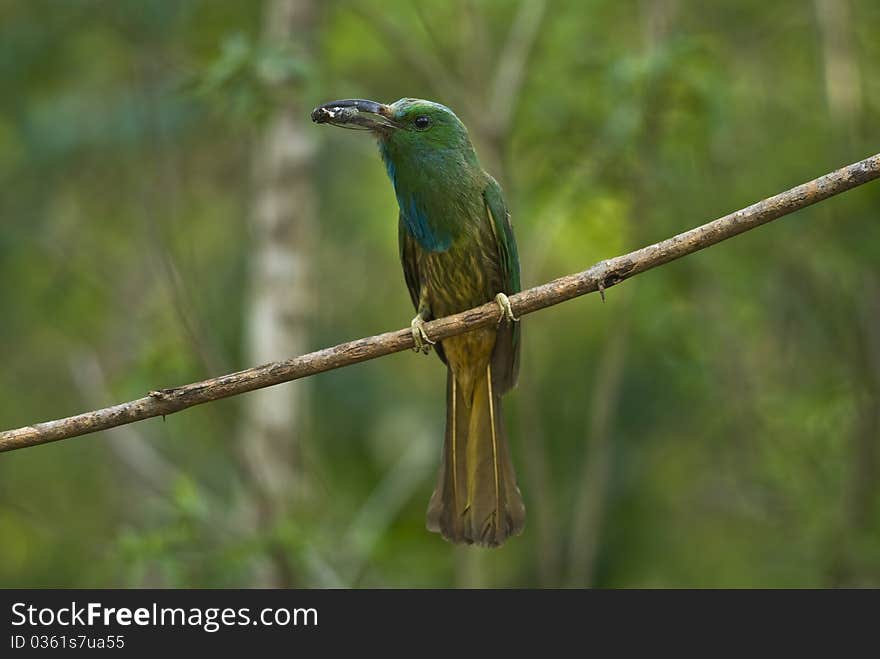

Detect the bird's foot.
xmin=495 ymin=293 xmax=519 ymax=324
xmin=410 ymin=315 xmax=436 ymax=354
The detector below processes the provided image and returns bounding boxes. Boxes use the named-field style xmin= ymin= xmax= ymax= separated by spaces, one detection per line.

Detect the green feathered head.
xmin=311 ymin=97 xmax=476 ymax=161
xmin=311 ymin=97 xmax=485 ymax=251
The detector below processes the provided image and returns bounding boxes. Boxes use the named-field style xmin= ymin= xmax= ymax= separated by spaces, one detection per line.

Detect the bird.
xmin=312 ymin=98 xmax=525 ymax=547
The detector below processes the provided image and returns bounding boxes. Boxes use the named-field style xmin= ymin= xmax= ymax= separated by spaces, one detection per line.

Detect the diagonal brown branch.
xmin=1 ymin=152 xmax=878 ymax=453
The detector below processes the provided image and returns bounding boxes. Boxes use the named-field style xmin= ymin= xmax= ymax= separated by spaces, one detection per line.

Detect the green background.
xmin=1 ymin=0 xmax=879 ymax=587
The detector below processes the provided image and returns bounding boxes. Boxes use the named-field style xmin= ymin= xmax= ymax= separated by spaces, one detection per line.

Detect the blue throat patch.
xmin=380 ymin=143 xmax=452 ymax=253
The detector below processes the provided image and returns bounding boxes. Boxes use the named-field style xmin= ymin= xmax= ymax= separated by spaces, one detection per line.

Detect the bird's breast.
xmin=415 ymin=218 xmax=503 ymax=394
xmin=422 ymin=237 xmax=499 ymax=394
xmin=419 ymin=230 xmax=501 ymax=318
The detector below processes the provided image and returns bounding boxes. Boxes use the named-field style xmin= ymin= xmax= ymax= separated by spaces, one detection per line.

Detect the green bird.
xmin=312 ymin=98 xmax=525 ymax=547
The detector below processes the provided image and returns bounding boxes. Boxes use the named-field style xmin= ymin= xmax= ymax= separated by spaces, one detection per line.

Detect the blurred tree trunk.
xmin=813 ymin=0 xmax=862 ymax=129
xmin=238 ymin=0 xmax=317 ymax=587
xmin=814 ymin=0 xmax=878 ymax=586
xmin=847 ymin=282 xmax=880 ymax=577
xmin=567 ymin=0 xmax=678 ymax=587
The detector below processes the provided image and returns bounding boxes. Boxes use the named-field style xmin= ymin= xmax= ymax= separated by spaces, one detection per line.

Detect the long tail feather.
xmin=427 ymin=365 xmax=525 ymax=547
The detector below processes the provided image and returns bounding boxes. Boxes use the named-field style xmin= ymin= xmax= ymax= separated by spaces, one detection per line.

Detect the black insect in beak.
xmin=311 ymin=99 xmax=399 ymax=133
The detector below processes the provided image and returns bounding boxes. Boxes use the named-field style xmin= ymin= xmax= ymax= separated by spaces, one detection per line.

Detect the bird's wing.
xmin=483 ymin=177 xmax=521 ymax=391
xmin=399 ymin=213 xmax=448 ymax=364
xmin=398 ymin=213 xmax=421 ymax=311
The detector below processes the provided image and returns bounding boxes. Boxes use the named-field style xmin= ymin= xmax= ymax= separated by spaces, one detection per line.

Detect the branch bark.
xmin=2 ymin=152 xmax=878 ymax=453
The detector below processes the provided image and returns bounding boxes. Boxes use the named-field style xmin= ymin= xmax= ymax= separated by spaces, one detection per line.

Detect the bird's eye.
xmin=413 ymin=115 xmax=432 ymax=130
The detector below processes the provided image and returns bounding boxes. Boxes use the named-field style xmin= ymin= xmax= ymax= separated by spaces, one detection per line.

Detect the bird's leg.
xmin=410 ymin=307 xmax=436 ymax=354
xmin=494 ymin=292 xmax=519 ymax=323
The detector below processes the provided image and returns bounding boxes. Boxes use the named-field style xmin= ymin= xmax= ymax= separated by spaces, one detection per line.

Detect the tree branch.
xmin=2 ymin=153 xmax=878 ymax=453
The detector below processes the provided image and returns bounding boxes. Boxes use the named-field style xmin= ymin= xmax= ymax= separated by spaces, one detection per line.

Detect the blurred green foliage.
xmin=1 ymin=0 xmax=879 ymax=587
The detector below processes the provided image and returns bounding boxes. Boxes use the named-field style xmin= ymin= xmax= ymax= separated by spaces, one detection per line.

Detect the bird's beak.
xmin=310 ymin=99 xmax=398 ymax=133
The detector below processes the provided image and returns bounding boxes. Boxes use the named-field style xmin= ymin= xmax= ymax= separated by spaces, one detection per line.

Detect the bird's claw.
xmin=410 ymin=316 xmax=436 ymax=354
xmin=495 ymin=293 xmax=519 ymax=324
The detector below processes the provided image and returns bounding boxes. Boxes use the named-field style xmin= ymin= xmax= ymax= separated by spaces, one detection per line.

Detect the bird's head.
xmin=311 ymin=97 xmax=476 ymax=164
